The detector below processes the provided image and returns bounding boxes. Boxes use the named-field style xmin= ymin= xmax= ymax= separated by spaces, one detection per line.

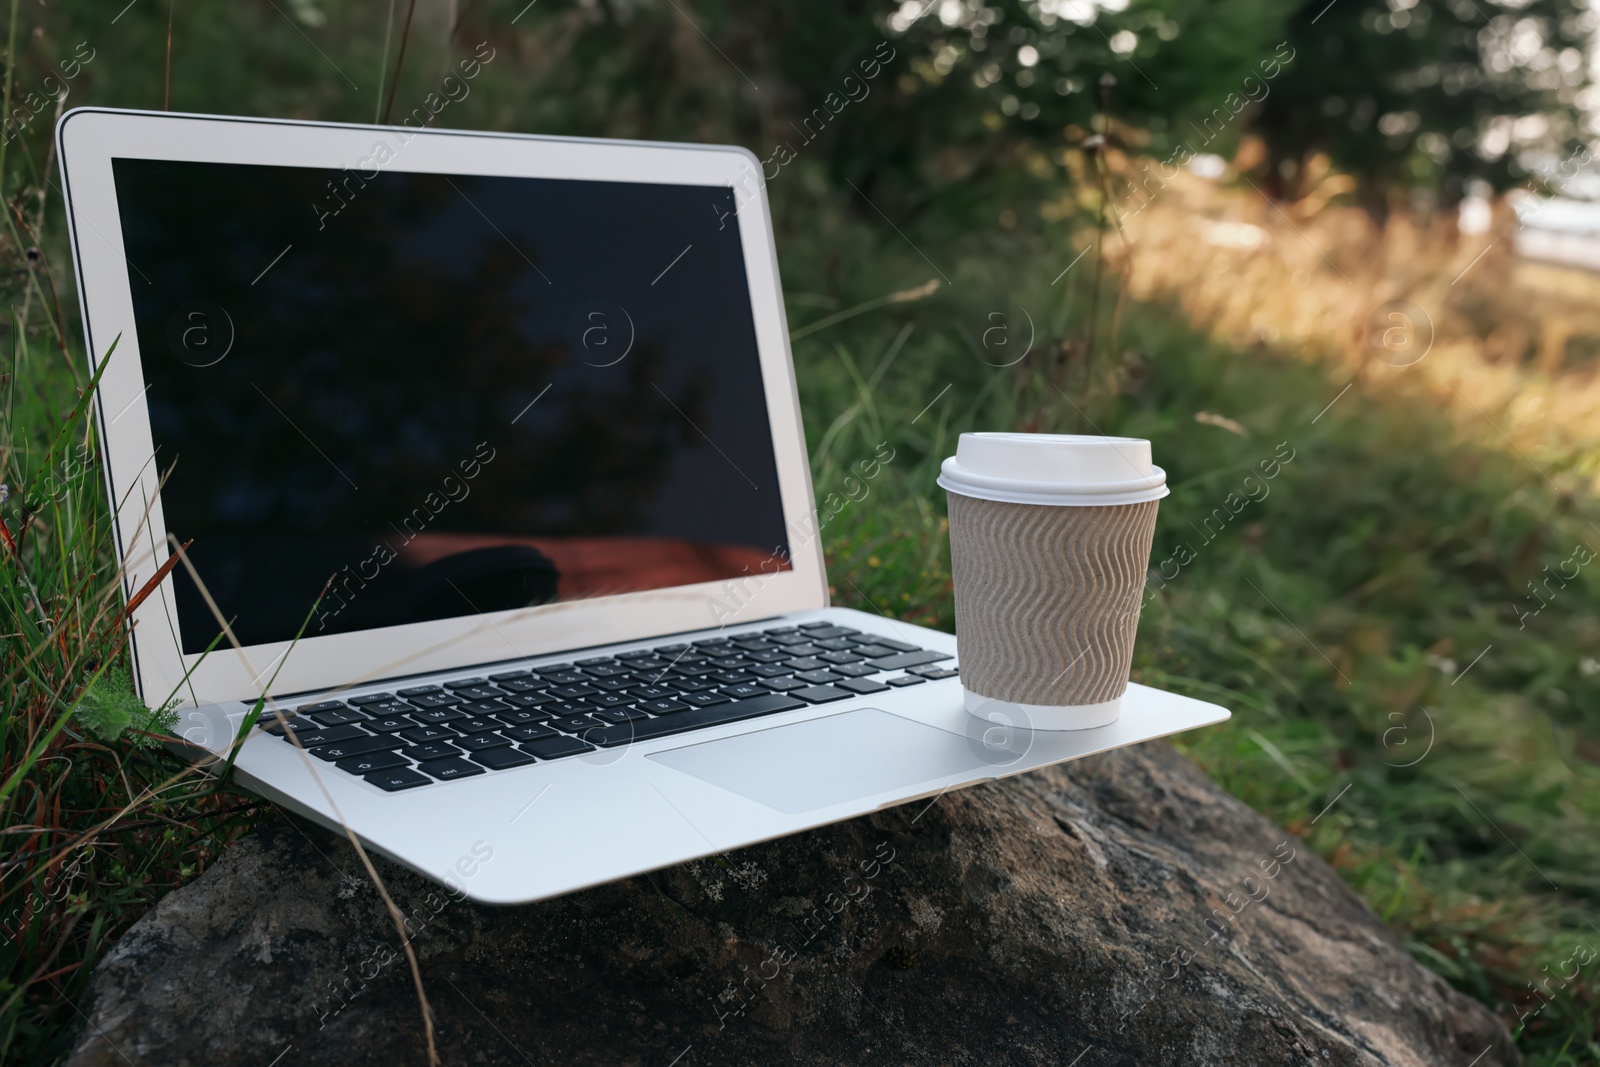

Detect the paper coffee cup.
xmin=937 ymin=433 xmax=1168 ymax=730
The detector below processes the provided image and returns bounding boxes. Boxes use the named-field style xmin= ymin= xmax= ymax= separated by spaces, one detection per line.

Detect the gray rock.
xmin=66 ymin=742 xmax=1516 ymax=1066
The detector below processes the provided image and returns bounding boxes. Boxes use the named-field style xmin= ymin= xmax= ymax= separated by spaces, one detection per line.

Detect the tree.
xmin=1247 ymin=0 xmax=1595 ymax=213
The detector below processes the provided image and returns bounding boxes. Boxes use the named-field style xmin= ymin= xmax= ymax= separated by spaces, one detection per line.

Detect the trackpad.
xmin=647 ymin=708 xmax=989 ymax=814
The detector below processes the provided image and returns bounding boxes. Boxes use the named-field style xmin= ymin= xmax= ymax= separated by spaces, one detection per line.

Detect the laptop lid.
xmin=57 ymin=109 xmax=827 ymax=709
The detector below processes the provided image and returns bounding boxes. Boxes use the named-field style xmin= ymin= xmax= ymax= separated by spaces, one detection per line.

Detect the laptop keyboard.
xmin=256 ymin=622 xmax=957 ymax=791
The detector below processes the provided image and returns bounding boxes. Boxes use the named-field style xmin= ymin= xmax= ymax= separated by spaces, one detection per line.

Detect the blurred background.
xmin=2 ymin=0 xmax=1599 ymax=1062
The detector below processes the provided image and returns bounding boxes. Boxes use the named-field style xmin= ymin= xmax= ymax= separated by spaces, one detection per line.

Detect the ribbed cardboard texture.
xmin=947 ymin=492 xmax=1159 ymax=707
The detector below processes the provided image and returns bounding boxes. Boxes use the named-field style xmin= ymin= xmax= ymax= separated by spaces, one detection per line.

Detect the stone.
xmin=65 ymin=742 xmax=1517 ymax=1066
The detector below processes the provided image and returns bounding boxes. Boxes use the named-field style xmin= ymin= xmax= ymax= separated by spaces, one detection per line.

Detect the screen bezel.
xmin=58 ymin=108 xmax=827 ymax=708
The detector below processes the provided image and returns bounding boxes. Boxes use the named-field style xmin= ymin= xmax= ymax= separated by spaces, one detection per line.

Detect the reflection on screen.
xmin=111 ymin=158 xmax=790 ymax=653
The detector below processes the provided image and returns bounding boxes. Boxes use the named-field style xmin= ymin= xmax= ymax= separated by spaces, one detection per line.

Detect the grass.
xmin=0 ymin=2 xmax=1595 ymax=1063
xmin=0 ymin=278 xmax=264 ymax=1061
xmin=783 ymin=184 xmax=1600 ymax=1062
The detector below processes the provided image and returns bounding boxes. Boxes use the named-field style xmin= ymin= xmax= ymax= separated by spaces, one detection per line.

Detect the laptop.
xmin=57 ymin=108 xmax=1229 ymax=904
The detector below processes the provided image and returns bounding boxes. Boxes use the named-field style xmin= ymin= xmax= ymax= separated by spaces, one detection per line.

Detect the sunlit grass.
xmin=787 ymin=186 xmax=1600 ymax=1064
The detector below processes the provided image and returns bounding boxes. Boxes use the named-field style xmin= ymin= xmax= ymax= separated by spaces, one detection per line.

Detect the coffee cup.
xmin=937 ymin=432 xmax=1168 ymax=730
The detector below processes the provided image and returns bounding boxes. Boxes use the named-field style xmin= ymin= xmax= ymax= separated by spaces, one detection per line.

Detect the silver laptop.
xmin=58 ymin=108 xmax=1228 ymax=904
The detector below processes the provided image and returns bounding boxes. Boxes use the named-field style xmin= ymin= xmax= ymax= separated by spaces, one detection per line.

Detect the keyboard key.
xmin=398 ymin=685 xmax=445 ymax=697
xmin=798 ymin=621 xmax=833 ymax=630
xmin=450 ymin=717 xmax=499 ymax=734
xmin=400 ymin=742 xmax=461 ymax=762
xmin=795 ymin=670 xmax=842 ymax=685
xmin=552 ymin=715 xmax=602 ymax=733
xmin=461 ymin=699 xmax=512 ymax=714
xmin=832 ymin=662 xmax=879 ymax=678
xmin=585 ymin=692 xmax=632 ymax=708
xmin=761 ymin=676 xmax=807 ymax=691
xmin=348 ymin=692 xmax=398 ymax=706
xmin=495 ymin=678 xmax=543 ymax=694
xmin=520 ymin=736 xmax=596 ymax=759
xmin=471 ymin=747 xmax=536 ymax=770
xmin=585 ymin=694 xmax=807 ymax=747
xmin=408 ymin=692 xmax=465 ymax=709
xmin=786 ymin=657 xmax=827 ymax=671
xmin=457 ymin=732 xmax=513 ymax=752
xmin=307 ymin=707 xmax=367 ymax=727
xmin=739 ymin=662 xmax=790 ymax=681
xmin=819 ymin=650 xmax=865 ymax=664
xmin=295 ymin=700 xmax=350 ymax=715
xmin=630 ymin=685 xmax=677 ymax=701
xmin=868 ymin=650 xmax=952 ymax=671
xmin=366 ymin=767 xmax=430 ymax=791
xmin=885 ymin=675 xmax=927 ymax=687
xmin=443 ymin=677 xmax=486 ymax=690
xmin=408 ymin=707 xmax=465 ymax=726
xmin=504 ymin=723 xmax=560 ymax=743
xmin=591 ymin=707 xmax=649 ymax=724
xmin=919 ymin=668 xmax=960 ymax=680
xmin=250 ymin=701 xmax=298 ymax=720
xmin=790 ymin=685 xmax=853 ymax=704
xmin=542 ymin=670 xmax=586 ymax=685
xmin=547 ymin=701 xmax=596 ymax=717
xmin=710 ymin=657 xmax=749 ymax=669
xmin=814 ymin=639 xmax=856 ymax=652
xmin=356 ymin=699 xmax=412 ymax=716
xmin=313 ymin=733 xmax=401 ymax=760
xmin=399 ymin=725 xmax=458 ymax=744
xmin=908 ymin=664 xmax=959 ymax=678
xmin=639 ymin=698 xmax=691 ymax=715
xmin=722 ymin=683 xmax=769 ymax=700
xmin=802 ymin=626 xmax=857 ymax=639
xmin=769 ymin=632 xmax=813 ymax=645
xmin=746 ymin=650 xmax=789 ymax=663
xmin=582 ymin=664 xmax=630 ymax=678
xmin=551 ymin=684 xmax=599 ymax=699
xmin=264 ymin=717 xmax=318 ymax=738
xmin=710 ymin=670 xmax=754 ymax=685
xmin=868 ymin=638 xmax=920 ymax=653
xmin=418 ymin=758 xmax=486 ymax=782
xmin=836 ymin=677 xmax=890 ymax=695
xmin=504 ymin=692 xmax=557 ymax=708
xmin=337 ymin=750 xmax=409 ymax=774
xmin=763 ymin=626 xmax=800 ymax=635
xmin=447 ymin=685 xmax=501 ymax=702
xmin=852 ymin=644 xmax=897 ymax=659
xmin=494 ymin=709 xmax=551 ymax=727
xmin=364 ymin=715 xmax=415 ymax=733
xmin=670 ymin=663 xmax=717 ymax=677
xmin=297 ymin=724 xmax=369 ymax=747
xmin=590 ymin=677 xmax=636 ymax=692
xmin=488 ymin=670 xmax=532 ymax=682
xmin=683 ymin=692 xmax=733 ymax=708
xmin=731 ymin=639 xmax=778 ymax=652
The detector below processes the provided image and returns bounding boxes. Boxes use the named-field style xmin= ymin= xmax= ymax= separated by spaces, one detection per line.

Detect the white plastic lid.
xmin=937 ymin=432 xmax=1169 ymax=506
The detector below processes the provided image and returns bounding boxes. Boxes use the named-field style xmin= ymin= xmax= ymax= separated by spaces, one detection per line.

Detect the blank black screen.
xmin=111 ymin=157 xmax=788 ymax=653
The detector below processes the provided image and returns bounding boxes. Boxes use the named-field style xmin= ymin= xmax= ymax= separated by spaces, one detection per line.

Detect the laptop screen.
xmin=110 ymin=157 xmax=791 ymax=654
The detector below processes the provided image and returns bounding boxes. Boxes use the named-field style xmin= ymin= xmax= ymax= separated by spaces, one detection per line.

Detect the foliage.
xmin=71 ymin=667 xmax=178 ymax=750
xmin=1251 ymin=0 xmax=1597 ymax=209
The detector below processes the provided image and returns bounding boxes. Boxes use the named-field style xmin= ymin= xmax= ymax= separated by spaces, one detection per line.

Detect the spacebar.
xmin=588 ymin=694 xmax=807 ymax=747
